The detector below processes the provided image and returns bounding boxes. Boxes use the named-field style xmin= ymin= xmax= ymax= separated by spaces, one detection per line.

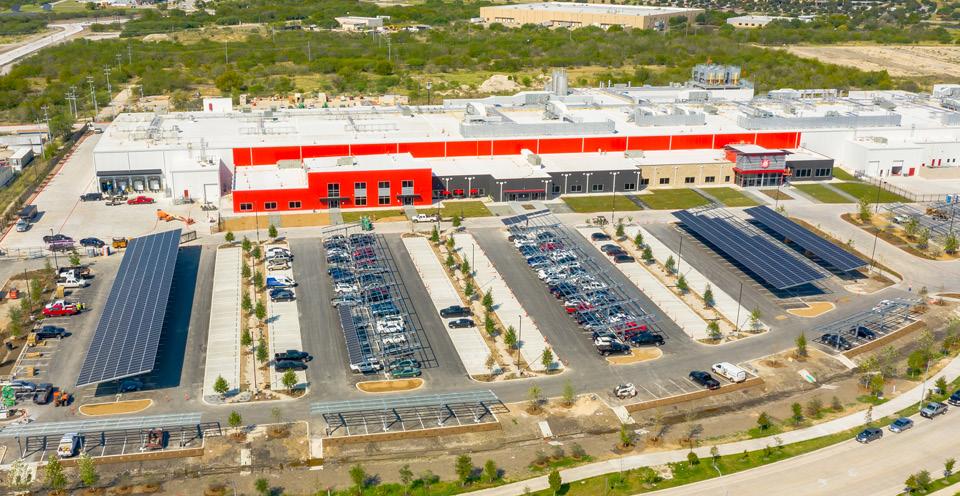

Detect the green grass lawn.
xmin=20 ymin=0 xmax=111 ymax=12
xmin=792 ymin=184 xmax=852 ymax=204
xmin=831 ymin=168 xmax=860 ymax=181
xmin=419 ymin=200 xmax=492 ymax=219
xmin=340 ymin=209 xmax=404 ymax=223
xmin=562 ymin=194 xmax=643 ymax=213
xmin=833 ymin=182 xmax=911 ymax=203
xmin=702 ymin=187 xmax=759 ymax=207
xmin=640 ymin=189 xmax=711 ymax=210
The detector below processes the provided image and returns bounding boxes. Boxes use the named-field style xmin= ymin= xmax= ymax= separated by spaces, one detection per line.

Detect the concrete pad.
xmin=202 ymin=247 xmax=242 ymax=400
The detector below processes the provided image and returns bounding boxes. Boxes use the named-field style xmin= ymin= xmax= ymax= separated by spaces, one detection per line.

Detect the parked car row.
xmin=509 ymin=225 xmax=662 ymax=357
xmin=325 ymin=234 xmax=421 ymax=378
xmin=266 ymin=246 xmax=298 ymax=303
xmin=853 ymin=394 xmax=956 ymax=446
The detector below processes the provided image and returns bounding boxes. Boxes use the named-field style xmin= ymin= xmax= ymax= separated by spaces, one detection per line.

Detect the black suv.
xmin=630 ymin=332 xmax=665 ymax=347
xmin=689 ymin=371 xmax=721 ymax=390
xmin=596 ymin=339 xmax=630 ymax=356
xmin=591 ymin=232 xmax=611 ymax=241
xmin=80 ymin=192 xmax=103 ymax=202
xmin=440 ymin=305 xmax=472 ymax=318
xmin=854 ymin=326 xmax=877 ymax=340
xmin=275 ymin=350 xmax=312 ymax=362
xmin=821 ymin=333 xmax=852 ymax=351
xmin=948 ymin=390 xmax=960 ymax=407
xmin=33 ymin=383 xmax=53 ymax=405
xmin=270 ymin=288 xmax=295 ymax=302
xmin=275 ymin=360 xmax=308 ymax=371
xmin=34 ymin=326 xmax=66 ymax=340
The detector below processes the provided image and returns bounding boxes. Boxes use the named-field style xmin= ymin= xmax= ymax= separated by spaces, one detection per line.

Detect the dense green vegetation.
xmin=0 ymin=15 xmax=44 ymax=35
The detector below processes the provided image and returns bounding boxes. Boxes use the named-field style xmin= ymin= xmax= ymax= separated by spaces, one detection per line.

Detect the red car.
xmin=42 ymin=300 xmax=81 ymax=317
xmin=127 ymin=196 xmax=155 ymax=205
xmin=564 ymin=302 xmax=594 ymax=314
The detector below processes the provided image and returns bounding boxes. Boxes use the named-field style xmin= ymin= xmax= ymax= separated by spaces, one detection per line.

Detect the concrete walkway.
xmin=402 ymin=236 xmax=490 ymax=376
xmin=202 ymin=247 xmax=242 ymax=401
xmin=468 ymin=355 xmax=960 ymax=495
xmin=628 ymin=225 xmax=766 ymax=332
xmin=454 ymin=232 xmax=559 ymax=372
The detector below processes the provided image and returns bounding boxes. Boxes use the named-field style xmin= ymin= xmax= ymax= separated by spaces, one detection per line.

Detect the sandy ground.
xmin=787 ymin=301 xmax=836 ymax=318
xmin=356 ymin=378 xmax=424 ymax=393
xmin=479 ymin=74 xmax=521 ymax=93
xmin=784 ymin=45 xmax=960 ymax=78
xmin=79 ymin=399 xmax=153 ymax=416
xmin=606 ymin=347 xmax=663 ymax=365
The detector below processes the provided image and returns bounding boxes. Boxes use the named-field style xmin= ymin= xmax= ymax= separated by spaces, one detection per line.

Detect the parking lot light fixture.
xmin=49 ymin=228 xmax=59 ymax=270
xmin=516 ymin=315 xmax=523 ymax=372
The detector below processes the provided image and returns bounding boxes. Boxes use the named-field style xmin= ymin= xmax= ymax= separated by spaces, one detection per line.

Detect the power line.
xmin=103 ymin=66 xmax=112 ymax=96
xmin=87 ymin=76 xmax=98 ymax=118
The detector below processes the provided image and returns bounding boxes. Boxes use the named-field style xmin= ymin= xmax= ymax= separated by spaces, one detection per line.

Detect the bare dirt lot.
xmin=783 ymin=45 xmax=960 ymax=78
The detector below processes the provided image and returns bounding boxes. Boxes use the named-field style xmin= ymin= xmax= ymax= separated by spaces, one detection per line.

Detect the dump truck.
xmin=112 ymin=237 xmax=128 ymax=249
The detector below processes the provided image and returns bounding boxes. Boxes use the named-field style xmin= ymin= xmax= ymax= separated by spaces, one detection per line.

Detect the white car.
xmin=412 ymin=213 xmax=439 ymax=223
xmin=266 ymin=247 xmax=292 ymax=259
xmin=57 ymin=433 xmax=81 ymax=458
xmin=382 ymin=334 xmax=407 ymax=346
xmin=334 ymin=282 xmax=359 ymax=294
xmin=267 ymin=259 xmax=291 ymax=271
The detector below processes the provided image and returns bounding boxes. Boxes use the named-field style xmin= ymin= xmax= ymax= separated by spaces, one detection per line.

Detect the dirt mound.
xmin=479 ymin=74 xmax=520 ymax=93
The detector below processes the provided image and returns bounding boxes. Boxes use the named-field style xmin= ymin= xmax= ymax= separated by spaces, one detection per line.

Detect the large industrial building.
xmin=91 ymin=67 xmax=960 ymax=215
xmin=478 ymin=2 xmax=702 ymax=30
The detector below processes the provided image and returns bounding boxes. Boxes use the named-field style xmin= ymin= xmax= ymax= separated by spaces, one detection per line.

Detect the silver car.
xmin=889 ymin=417 xmax=914 ymax=433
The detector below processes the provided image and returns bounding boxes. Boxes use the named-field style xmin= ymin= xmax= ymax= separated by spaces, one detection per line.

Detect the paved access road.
xmin=0 ymin=23 xmax=82 ymax=74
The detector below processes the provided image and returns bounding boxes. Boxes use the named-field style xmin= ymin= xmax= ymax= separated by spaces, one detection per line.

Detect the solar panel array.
xmin=746 ymin=206 xmax=867 ymax=272
xmin=0 ymin=412 xmax=202 ymax=438
xmin=501 ymin=209 xmax=551 ymax=226
xmin=76 ymin=229 xmax=181 ymax=387
xmin=338 ymin=305 xmax=370 ymax=365
xmin=673 ymin=211 xmax=825 ymax=290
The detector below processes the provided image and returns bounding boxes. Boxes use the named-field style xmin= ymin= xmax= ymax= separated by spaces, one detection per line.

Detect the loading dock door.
xmin=203 ymin=183 xmax=219 ymax=204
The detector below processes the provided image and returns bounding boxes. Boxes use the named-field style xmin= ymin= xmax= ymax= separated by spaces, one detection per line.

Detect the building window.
xmin=327 ymin=183 xmax=340 ymax=197
xmin=815 ymin=168 xmax=831 ymax=177
xmin=640 ymin=178 xmax=650 ymax=186
xmin=378 ymin=181 xmax=390 ymax=189
xmin=659 ymin=178 xmax=670 ymax=185
xmin=704 ymin=176 xmax=715 ymax=183
xmin=623 ymin=183 xmax=636 ymax=191
xmin=476 ymin=188 xmax=485 ymax=196
xmin=684 ymin=177 xmax=695 ymax=184
xmin=355 ymin=197 xmax=367 ymax=206
xmin=354 ymin=182 xmax=366 ymax=191
xmin=239 ymin=203 xmax=252 ymax=211
xmin=570 ymin=184 xmax=583 ymax=192
xmin=591 ymin=183 xmax=604 ymax=192
xmin=401 ymin=180 xmax=414 ymax=188
xmin=288 ymin=201 xmax=302 ymax=209
xmin=264 ymin=202 xmax=277 ymax=210
xmin=378 ymin=196 xmax=390 ymax=205
xmin=795 ymin=169 xmax=812 ymax=178
xmin=552 ymin=185 xmax=561 ymax=193
xmin=724 ymin=176 xmax=730 ymax=182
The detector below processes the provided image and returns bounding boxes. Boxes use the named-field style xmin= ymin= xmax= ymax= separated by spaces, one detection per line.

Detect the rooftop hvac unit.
xmin=544 ymin=100 xmax=569 ymax=120
xmin=336 ymin=156 xmax=357 ymax=166
xmin=624 ymin=150 xmax=645 ymax=158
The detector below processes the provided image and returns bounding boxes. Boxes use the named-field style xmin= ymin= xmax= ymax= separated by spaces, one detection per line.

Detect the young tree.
xmin=349 ymin=464 xmax=367 ymax=495
xmin=710 ymin=445 xmax=720 ymax=465
xmin=905 ymin=217 xmax=921 ymax=239
xmin=756 ymin=412 xmax=771 ymax=431
xmin=256 ymin=338 xmax=268 ymax=363
xmin=918 ymin=228 xmax=931 ymax=249
xmin=213 ymin=375 xmax=229 ymax=396
xmin=251 ymin=245 xmax=262 ymax=260
xmin=548 ymin=470 xmax=562 ymax=495
xmin=44 ymin=454 xmax=66 ymax=491
xmin=29 ymin=278 xmax=43 ymax=307
xmin=460 ymin=259 xmax=471 ymax=275
xmin=455 ymin=454 xmax=473 ymax=486
xmin=706 ymin=320 xmax=721 ymax=341
xmin=702 ymin=284 xmax=715 ymax=307
xmin=452 ymin=215 xmax=462 ymax=228
xmin=805 ymin=397 xmax=823 ymax=419
xmin=69 ymin=251 xmax=81 ymax=267
xmin=268 ymin=224 xmax=278 ymax=238
xmin=796 ymin=332 xmax=808 ymax=358
xmin=541 ymin=347 xmax=554 ymax=370
xmin=485 ymin=313 xmax=498 ymax=337
xmin=482 ymin=289 xmax=494 ymax=311
xmin=242 ymin=262 xmax=251 ymax=279
xmin=791 ymin=402 xmax=804 ymax=424
xmin=946 ymin=458 xmax=957 ymax=477
xmin=869 ymin=373 xmax=884 ymax=397
xmin=935 ymin=376 xmax=949 ymax=396
xmin=642 ymin=245 xmax=654 ymax=263
xmin=945 ymin=233 xmax=959 ymax=255
xmin=446 ymin=236 xmax=455 ymax=250
xmin=676 ymin=274 xmax=689 ymax=293
xmin=503 ymin=325 xmax=517 ymax=348
xmin=430 ymin=225 xmax=440 ymax=244
xmin=831 ymin=396 xmax=844 ymax=412
xmin=398 ymin=464 xmax=414 ymax=495
xmin=241 ymin=328 xmax=252 ymax=347
xmin=665 ymin=255 xmax=676 ymax=274
xmin=241 ymin=237 xmax=252 ymax=253
xmin=282 ymin=370 xmax=298 ymax=391
xmin=78 ymin=452 xmax=99 ymax=487
xmin=570 ymin=443 xmax=587 ymax=459
xmin=615 ymin=220 xmax=625 ymax=238
xmin=528 ymin=385 xmax=543 ymax=410
xmin=749 ymin=307 xmax=762 ymax=332
xmin=228 ymin=411 xmax=243 ymax=432
xmin=253 ymin=270 xmax=264 ymax=289
xmin=619 ymin=424 xmax=634 ymax=447
xmin=464 ymin=280 xmax=475 ymax=299
xmin=484 ymin=459 xmax=499 ymax=482
xmin=255 ymin=301 xmax=267 ymax=322
xmin=857 ymin=196 xmax=872 ymax=223
xmin=445 ymin=252 xmax=456 ymax=268
xmin=562 ymin=380 xmax=576 ymax=407
xmin=7 ymin=307 xmax=23 ymax=338
xmin=255 ymin=478 xmax=270 ymax=496
xmin=687 ymin=451 xmax=700 ymax=465
xmin=225 ymin=231 xmax=235 ymax=243
xmin=633 ymin=231 xmax=644 ymax=249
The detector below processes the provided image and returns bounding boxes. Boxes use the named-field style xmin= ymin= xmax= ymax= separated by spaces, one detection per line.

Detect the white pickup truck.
xmin=411 ymin=213 xmax=439 ymax=223
xmin=57 ymin=273 xmax=88 ymax=288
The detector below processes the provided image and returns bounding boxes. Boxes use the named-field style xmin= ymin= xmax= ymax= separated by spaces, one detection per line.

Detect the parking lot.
xmin=813 ymin=298 xmax=920 ymax=353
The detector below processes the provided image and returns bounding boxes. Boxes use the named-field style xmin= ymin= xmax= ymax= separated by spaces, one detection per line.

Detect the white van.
xmin=711 ymin=362 xmax=747 ymax=383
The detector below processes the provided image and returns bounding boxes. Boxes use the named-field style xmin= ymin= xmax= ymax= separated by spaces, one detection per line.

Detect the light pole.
xmin=584 ymin=172 xmax=593 ymax=195
xmin=610 ymin=171 xmax=619 ymax=225
xmin=465 ymin=176 xmax=475 ymax=198
xmin=498 ymin=181 xmax=506 ymax=202
xmin=734 ymin=281 xmax=743 ymax=333
xmin=562 ymin=173 xmax=571 ymax=195
xmin=874 ymin=179 xmax=885 ymax=214
xmin=542 ymin=179 xmax=551 ymax=200
xmin=426 ymin=81 xmax=432 ymax=106
xmin=515 ymin=314 xmax=523 ymax=372
xmin=49 ymin=228 xmax=59 ymax=270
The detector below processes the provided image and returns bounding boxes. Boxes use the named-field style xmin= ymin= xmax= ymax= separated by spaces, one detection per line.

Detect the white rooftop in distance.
xmin=235 ymin=165 xmax=308 ymax=191
xmin=491 ymin=2 xmax=698 ymax=15
xmin=633 ymin=149 xmax=729 ymax=166
xmin=304 ymin=153 xmax=426 ymax=172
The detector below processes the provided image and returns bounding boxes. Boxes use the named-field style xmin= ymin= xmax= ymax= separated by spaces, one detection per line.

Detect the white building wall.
xmin=169 ymin=166 xmax=221 ymax=202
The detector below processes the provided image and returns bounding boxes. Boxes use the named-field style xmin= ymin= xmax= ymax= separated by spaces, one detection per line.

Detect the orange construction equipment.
xmin=53 ymin=391 xmax=71 ymax=407
xmin=156 ymin=209 xmax=174 ymax=222
xmin=156 ymin=210 xmax=195 ymax=225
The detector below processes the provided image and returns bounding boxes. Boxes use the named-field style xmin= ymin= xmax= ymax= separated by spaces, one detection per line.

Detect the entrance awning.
xmin=317 ymin=195 xmax=350 ymax=200
xmin=734 ymin=167 xmax=786 ymax=175
xmin=504 ymin=188 xmax=545 ymax=194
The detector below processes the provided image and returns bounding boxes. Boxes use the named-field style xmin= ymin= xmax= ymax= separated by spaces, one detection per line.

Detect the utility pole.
xmin=127 ymin=44 xmax=132 ymax=65
xmin=116 ymin=53 xmax=122 ymax=71
xmin=103 ymin=66 xmax=112 ymax=96
xmin=66 ymin=87 xmax=78 ymax=118
xmin=224 ymin=44 xmax=228 ymax=64
xmin=88 ymin=76 xmax=98 ymax=118
xmin=386 ymin=36 xmax=392 ymax=62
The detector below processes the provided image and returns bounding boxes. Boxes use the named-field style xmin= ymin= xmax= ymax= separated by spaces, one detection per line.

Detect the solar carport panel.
xmin=76 ymin=229 xmax=181 ymax=387
xmin=673 ymin=211 xmax=825 ymax=290
xmin=746 ymin=206 xmax=867 ymax=272
xmin=338 ymin=305 xmax=369 ymax=364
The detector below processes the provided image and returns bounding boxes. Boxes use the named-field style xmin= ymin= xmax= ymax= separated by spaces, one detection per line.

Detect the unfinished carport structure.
xmin=311 ymin=391 xmax=508 ymax=437
xmin=0 ymin=413 xmax=220 ymax=460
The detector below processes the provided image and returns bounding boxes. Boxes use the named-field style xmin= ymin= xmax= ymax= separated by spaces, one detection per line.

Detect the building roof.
xmin=632 ymin=149 xmax=729 ymax=166
xmin=487 ymin=2 xmax=699 ymax=15
xmin=235 ymin=165 xmax=308 ymax=191
xmin=726 ymin=143 xmax=785 ymax=155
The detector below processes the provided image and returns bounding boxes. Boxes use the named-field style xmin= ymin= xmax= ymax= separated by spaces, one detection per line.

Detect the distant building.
xmin=726 ymin=15 xmax=813 ymax=28
xmin=9 ymin=147 xmax=33 ymax=172
xmin=479 ymin=2 xmax=702 ymax=31
xmin=335 ymin=16 xmax=386 ymax=32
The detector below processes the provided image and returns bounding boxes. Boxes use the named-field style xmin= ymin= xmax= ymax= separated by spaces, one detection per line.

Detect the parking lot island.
xmin=202 ymin=246 xmax=243 ymax=402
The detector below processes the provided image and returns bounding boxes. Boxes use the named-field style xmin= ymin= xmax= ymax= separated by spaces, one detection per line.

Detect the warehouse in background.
xmin=479 ymin=2 xmax=702 ymax=30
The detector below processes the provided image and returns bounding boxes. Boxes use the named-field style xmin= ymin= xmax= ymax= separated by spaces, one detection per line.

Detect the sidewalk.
xmin=454 ymin=232 xmax=559 ymax=372
xmin=201 ymin=247 xmax=242 ymax=401
xmin=402 ymin=236 xmax=490 ymax=376
xmin=468 ymin=355 xmax=960 ymax=495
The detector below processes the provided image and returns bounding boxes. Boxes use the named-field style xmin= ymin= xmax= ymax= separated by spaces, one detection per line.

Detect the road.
xmin=0 ymin=23 xmax=83 ymax=74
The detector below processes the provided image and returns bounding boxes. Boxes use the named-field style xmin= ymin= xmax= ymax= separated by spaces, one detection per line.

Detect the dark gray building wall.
xmin=786 ymin=157 xmax=834 ymax=182
xmin=433 ymin=169 xmax=644 ymax=201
